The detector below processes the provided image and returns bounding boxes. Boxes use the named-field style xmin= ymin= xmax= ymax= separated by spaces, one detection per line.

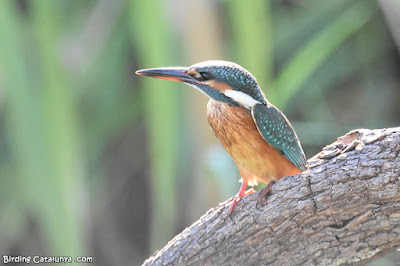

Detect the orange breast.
xmin=206 ymin=100 xmax=300 ymax=186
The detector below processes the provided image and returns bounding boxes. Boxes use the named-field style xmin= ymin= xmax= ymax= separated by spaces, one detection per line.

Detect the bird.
xmin=136 ymin=60 xmax=307 ymax=214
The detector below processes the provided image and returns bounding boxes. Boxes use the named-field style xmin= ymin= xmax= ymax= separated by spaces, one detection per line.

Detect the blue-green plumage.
xmin=251 ymin=103 xmax=307 ymax=171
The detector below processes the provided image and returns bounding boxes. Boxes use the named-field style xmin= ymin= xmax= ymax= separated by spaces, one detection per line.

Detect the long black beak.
xmin=135 ymin=67 xmax=196 ymax=84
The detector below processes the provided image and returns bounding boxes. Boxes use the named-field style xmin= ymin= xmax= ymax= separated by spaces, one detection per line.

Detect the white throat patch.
xmin=223 ymin=90 xmax=260 ymax=109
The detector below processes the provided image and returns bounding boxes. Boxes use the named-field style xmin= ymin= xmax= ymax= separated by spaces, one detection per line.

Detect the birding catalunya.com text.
xmin=3 ymin=255 xmax=93 ymax=264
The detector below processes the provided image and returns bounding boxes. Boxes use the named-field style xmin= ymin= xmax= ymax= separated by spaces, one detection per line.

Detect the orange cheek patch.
xmin=205 ymin=80 xmax=233 ymax=92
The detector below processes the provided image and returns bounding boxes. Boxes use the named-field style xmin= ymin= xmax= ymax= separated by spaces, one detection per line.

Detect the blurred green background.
xmin=0 ymin=0 xmax=399 ymax=265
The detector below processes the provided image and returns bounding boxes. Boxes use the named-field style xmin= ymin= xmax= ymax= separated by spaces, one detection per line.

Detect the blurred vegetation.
xmin=0 ymin=0 xmax=399 ymax=265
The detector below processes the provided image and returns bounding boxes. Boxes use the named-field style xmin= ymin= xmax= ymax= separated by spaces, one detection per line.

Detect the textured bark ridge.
xmin=143 ymin=128 xmax=400 ymax=266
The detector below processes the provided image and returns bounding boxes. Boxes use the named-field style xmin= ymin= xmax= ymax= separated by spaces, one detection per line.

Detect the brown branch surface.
xmin=143 ymin=128 xmax=400 ymax=266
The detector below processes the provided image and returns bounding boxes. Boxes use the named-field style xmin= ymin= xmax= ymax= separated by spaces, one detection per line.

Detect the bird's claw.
xmin=228 ymin=188 xmax=255 ymax=215
xmin=256 ymin=194 xmax=266 ymax=206
xmin=228 ymin=199 xmax=238 ymax=216
xmin=255 ymin=180 xmax=276 ymax=210
xmin=244 ymin=188 xmax=256 ymax=196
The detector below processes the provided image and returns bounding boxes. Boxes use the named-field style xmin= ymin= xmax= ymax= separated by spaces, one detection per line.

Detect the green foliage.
xmin=129 ymin=0 xmax=181 ymax=251
xmin=0 ymin=0 xmax=84 ymax=256
xmin=227 ymin=0 xmax=273 ymax=86
xmin=271 ymin=0 xmax=377 ymax=108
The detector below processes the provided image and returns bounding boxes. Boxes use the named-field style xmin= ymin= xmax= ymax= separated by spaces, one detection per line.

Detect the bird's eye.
xmin=198 ymin=72 xmax=212 ymax=81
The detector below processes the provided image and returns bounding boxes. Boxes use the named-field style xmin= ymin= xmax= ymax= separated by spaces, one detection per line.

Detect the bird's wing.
xmin=251 ymin=103 xmax=307 ymax=171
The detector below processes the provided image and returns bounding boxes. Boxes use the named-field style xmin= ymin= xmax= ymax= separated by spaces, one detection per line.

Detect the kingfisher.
xmin=136 ymin=60 xmax=306 ymax=214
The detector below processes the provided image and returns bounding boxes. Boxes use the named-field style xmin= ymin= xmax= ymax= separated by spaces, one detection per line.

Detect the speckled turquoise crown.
xmin=190 ymin=60 xmax=267 ymax=104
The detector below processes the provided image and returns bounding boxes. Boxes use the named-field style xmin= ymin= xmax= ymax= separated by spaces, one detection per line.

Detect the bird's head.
xmin=136 ymin=60 xmax=267 ymax=109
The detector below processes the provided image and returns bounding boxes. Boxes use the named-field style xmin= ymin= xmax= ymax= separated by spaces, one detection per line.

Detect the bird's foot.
xmin=245 ymin=188 xmax=256 ymax=196
xmin=256 ymin=180 xmax=276 ymax=209
xmin=228 ymin=188 xmax=255 ymax=215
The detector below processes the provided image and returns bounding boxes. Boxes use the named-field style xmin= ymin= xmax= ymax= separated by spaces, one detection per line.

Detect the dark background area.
xmin=0 ymin=0 xmax=399 ymax=265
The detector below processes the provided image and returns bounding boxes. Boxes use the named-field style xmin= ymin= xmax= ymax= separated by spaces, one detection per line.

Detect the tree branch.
xmin=143 ymin=128 xmax=400 ymax=265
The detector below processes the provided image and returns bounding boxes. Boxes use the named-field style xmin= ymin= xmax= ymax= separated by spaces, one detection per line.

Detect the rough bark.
xmin=143 ymin=128 xmax=400 ymax=266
